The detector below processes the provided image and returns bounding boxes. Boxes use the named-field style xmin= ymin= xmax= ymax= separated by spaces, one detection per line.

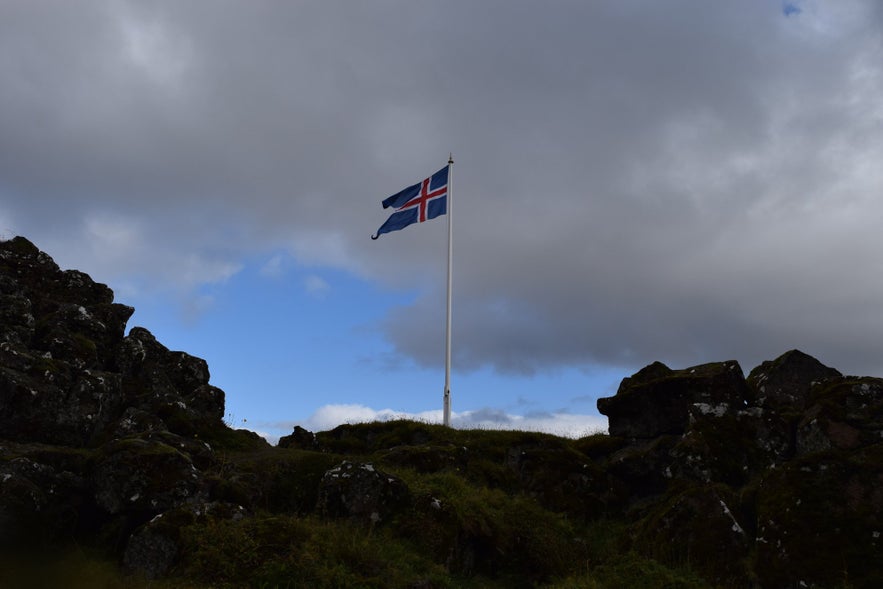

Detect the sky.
xmin=3 ymin=1 xmax=883 ymax=443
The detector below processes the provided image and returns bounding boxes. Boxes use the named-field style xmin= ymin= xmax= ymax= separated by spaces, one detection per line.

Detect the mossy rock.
xmin=630 ymin=481 xmax=753 ymax=585
xmin=598 ymin=360 xmax=749 ymax=438
xmin=379 ymin=442 xmax=468 ymax=474
xmin=798 ymin=377 xmax=883 ymax=452
xmin=753 ymin=444 xmax=883 ymax=588
xmin=90 ymin=436 xmax=204 ymax=517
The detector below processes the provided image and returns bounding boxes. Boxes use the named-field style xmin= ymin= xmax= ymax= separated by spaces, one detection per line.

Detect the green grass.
xmin=177 ymin=514 xmax=453 ymax=589
xmin=2 ymin=419 xmax=814 ymax=588
xmin=0 ymin=548 xmax=184 ymax=589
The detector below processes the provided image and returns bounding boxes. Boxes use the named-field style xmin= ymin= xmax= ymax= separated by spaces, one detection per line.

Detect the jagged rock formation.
xmin=596 ymin=351 xmax=883 ymax=587
xmin=1 ymin=236 xmax=882 ymax=588
xmin=0 ymin=236 xmax=266 ymax=578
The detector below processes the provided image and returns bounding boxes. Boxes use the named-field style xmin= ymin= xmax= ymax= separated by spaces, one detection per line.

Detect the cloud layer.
xmin=262 ymin=403 xmax=608 ymax=444
xmin=3 ymin=1 xmax=883 ymax=380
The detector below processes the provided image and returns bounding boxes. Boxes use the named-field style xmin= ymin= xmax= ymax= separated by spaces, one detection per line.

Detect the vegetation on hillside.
xmin=1 ymin=422 xmax=717 ymax=589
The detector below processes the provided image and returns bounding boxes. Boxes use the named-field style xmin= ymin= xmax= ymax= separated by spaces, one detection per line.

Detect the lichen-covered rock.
xmin=0 ymin=350 xmax=124 ymax=446
xmin=0 ymin=454 xmax=90 ymax=546
xmin=317 ymin=460 xmax=409 ymax=524
xmin=379 ymin=442 xmax=468 ymax=474
xmin=91 ymin=437 xmax=205 ymax=516
xmin=795 ymin=377 xmax=883 ymax=457
xmin=112 ymin=407 xmax=168 ymax=438
xmin=605 ymin=435 xmax=679 ymax=500
xmin=671 ymin=405 xmax=793 ymax=485
xmin=122 ymin=501 xmax=246 ymax=579
xmin=0 ymin=237 xmax=229 ymax=447
xmin=118 ymin=327 xmax=225 ymax=436
xmin=597 ymin=360 xmax=750 ymax=438
xmin=123 ymin=515 xmax=183 ymax=579
xmin=0 ymin=238 xmax=133 ymax=446
xmin=754 ymin=445 xmax=883 ymax=588
xmin=746 ymin=349 xmax=841 ymax=411
xmin=631 ymin=483 xmax=752 ymax=586
xmin=0 ymin=292 xmax=34 ymax=345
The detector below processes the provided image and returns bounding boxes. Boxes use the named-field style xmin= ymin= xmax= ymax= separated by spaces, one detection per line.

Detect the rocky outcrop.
xmin=597 ymin=360 xmax=750 ymax=438
xmin=0 ymin=237 xmax=225 ymax=448
xmin=277 ymin=424 xmax=318 ymax=450
xmin=0 ymin=237 xmax=241 ymax=574
xmin=747 ymin=348 xmax=843 ymax=411
xmin=597 ymin=350 xmax=883 ymax=588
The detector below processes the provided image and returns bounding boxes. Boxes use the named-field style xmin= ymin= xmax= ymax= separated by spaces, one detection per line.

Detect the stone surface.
xmin=597 ymin=360 xmax=750 ymax=438
xmin=0 ymin=236 xmax=224 ymax=447
xmin=277 ymin=425 xmax=318 ymax=450
xmin=317 ymin=460 xmax=410 ymax=524
xmin=91 ymin=437 xmax=204 ymax=516
xmin=0 ymin=236 xmax=230 ymax=562
xmin=746 ymin=348 xmax=842 ymax=411
xmin=631 ymin=484 xmax=752 ymax=586
xmin=754 ymin=445 xmax=883 ymax=588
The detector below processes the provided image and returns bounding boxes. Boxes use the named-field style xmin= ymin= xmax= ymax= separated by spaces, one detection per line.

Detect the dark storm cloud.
xmin=3 ymin=1 xmax=883 ymax=377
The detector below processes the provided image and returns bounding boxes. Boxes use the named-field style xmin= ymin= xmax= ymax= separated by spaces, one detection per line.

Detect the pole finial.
xmin=448 ymin=153 xmax=453 ymax=165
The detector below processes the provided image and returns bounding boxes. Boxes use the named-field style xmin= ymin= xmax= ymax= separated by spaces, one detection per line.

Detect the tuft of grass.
xmin=393 ymin=469 xmax=583 ymax=585
xmin=0 ymin=548 xmax=186 ymax=589
xmin=546 ymin=552 xmax=713 ymax=589
xmin=178 ymin=514 xmax=452 ymax=589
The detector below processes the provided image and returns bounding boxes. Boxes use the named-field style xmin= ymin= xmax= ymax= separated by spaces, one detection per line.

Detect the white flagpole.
xmin=443 ymin=154 xmax=454 ymax=427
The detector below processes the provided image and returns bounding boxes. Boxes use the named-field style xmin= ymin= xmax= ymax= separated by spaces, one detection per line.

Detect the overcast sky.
xmin=3 ymin=1 xmax=882 ymax=440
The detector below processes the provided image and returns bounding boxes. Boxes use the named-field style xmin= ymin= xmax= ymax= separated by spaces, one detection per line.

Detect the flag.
xmin=371 ymin=166 xmax=448 ymax=239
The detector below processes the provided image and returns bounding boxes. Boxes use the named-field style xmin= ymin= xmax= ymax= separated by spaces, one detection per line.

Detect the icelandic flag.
xmin=371 ymin=166 xmax=448 ymax=239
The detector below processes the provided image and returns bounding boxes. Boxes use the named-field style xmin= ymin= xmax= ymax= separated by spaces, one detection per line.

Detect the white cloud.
xmin=259 ymin=254 xmax=286 ymax=278
xmin=304 ymin=274 xmax=331 ymax=298
xmin=113 ymin=3 xmax=196 ymax=92
xmin=278 ymin=403 xmax=607 ymax=441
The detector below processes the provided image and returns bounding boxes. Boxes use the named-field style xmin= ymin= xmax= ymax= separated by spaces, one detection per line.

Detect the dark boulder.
xmin=746 ymin=349 xmax=841 ymax=411
xmin=0 ymin=237 xmax=137 ymax=446
xmin=630 ymin=483 xmax=752 ymax=586
xmin=115 ymin=327 xmax=225 ymax=440
xmin=0 ymin=347 xmax=124 ymax=446
xmin=277 ymin=425 xmax=318 ymax=450
xmin=123 ymin=515 xmax=183 ymax=579
xmin=597 ymin=360 xmax=750 ymax=438
xmin=317 ymin=460 xmax=409 ymax=524
xmin=122 ymin=501 xmax=247 ymax=579
xmin=90 ymin=436 xmax=205 ymax=517
xmin=670 ymin=405 xmax=793 ymax=485
xmin=753 ymin=444 xmax=883 ymax=588
xmin=605 ymin=435 xmax=680 ymax=501
xmin=796 ymin=377 xmax=883 ymax=456
xmin=0 ymin=450 xmax=92 ymax=547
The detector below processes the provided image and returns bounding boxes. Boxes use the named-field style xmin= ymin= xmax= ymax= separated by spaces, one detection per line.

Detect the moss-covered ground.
xmin=3 ymin=419 xmax=872 ymax=588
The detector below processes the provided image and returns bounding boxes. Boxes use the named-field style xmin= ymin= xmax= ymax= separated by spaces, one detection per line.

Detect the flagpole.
xmin=443 ymin=154 xmax=453 ymax=427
